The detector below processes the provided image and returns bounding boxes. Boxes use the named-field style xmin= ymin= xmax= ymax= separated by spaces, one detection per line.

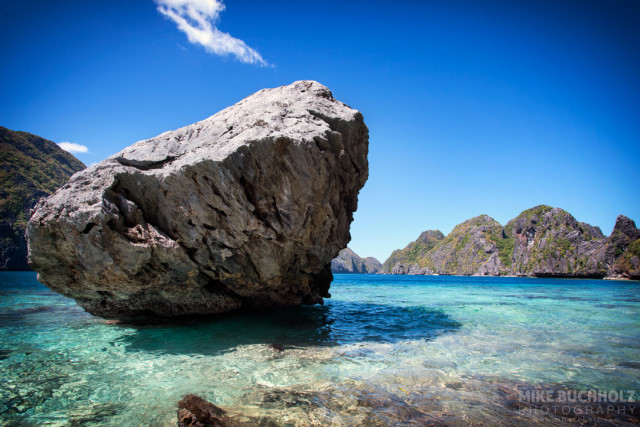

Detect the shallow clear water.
xmin=1 ymin=272 xmax=639 ymax=425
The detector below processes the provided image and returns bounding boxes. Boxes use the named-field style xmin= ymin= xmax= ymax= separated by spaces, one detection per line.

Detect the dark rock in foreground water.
xmin=27 ymin=81 xmax=369 ymax=318
xmin=177 ymin=394 xmax=229 ymax=427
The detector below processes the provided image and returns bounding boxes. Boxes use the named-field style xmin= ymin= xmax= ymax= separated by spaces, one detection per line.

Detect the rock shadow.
xmin=114 ymin=301 xmax=461 ymax=356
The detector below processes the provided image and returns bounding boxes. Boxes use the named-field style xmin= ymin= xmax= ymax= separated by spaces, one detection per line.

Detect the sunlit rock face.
xmin=27 ymin=81 xmax=369 ymax=319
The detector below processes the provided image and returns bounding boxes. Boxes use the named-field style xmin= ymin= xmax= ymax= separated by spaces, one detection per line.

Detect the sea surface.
xmin=1 ymin=272 xmax=639 ymax=426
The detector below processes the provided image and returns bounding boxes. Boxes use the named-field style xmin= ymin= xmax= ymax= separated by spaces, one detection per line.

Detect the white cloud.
xmin=155 ymin=0 xmax=268 ymax=66
xmin=58 ymin=142 xmax=89 ymax=154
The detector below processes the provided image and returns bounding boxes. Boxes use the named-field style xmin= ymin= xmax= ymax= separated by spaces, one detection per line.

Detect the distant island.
xmin=0 ymin=126 xmax=85 ymax=270
xmin=331 ymin=247 xmax=382 ymax=274
xmin=333 ymin=206 xmax=639 ymax=280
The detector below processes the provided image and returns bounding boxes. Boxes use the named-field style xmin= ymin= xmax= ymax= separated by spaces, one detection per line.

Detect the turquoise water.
xmin=1 ymin=272 xmax=639 ymax=425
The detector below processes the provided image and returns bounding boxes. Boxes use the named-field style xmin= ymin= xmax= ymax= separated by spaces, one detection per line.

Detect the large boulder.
xmin=27 ymin=81 xmax=369 ymax=318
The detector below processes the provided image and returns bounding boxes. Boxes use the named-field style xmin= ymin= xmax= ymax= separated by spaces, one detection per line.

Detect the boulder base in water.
xmin=27 ymin=81 xmax=369 ymax=318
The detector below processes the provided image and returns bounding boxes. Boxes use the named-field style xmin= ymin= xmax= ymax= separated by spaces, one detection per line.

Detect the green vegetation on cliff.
xmin=1 ymin=126 xmax=85 ymax=269
xmin=426 ymin=215 xmax=503 ymax=275
xmin=380 ymin=216 xmax=507 ymax=275
xmin=494 ymin=234 xmax=514 ymax=267
xmin=607 ymin=215 xmax=640 ymax=279
xmin=505 ymin=205 xmax=609 ymax=277
xmin=381 ymin=205 xmax=638 ymax=280
xmin=616 ymin=238 xmax=640 ymax=277
xmin=380 ymin=230 xmax=444 ymax=272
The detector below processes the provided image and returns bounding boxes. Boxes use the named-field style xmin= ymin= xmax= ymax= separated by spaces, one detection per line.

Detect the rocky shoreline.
xmin=174 ymin=377 xmax=640 ymax=426
xmin=334 ymin=206 xmax=640 ymax=280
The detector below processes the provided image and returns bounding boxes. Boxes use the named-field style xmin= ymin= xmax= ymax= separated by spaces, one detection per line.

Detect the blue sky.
xmin=1 ymin=0 xmax=639 ymax=261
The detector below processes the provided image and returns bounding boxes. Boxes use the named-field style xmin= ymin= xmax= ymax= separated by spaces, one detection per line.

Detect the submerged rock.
xmin=27 ymin=81 xmax=369 ymax=318
xmin=177 ymin=394 xmax=229 ymax=427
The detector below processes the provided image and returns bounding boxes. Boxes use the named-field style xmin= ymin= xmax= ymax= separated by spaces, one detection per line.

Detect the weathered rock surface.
xmin=382 ymin=217 xmax=504 ymax=276
xmin=27 ymin=81 xmax=369 ymax=318
xmin=177 ymin=394 xmax=229 ymax=427
xmin=381 ymin=230 xmax=444 ymax=274
xmin=381 ymin=205 xmax=639 ymax=279
xmin=607 ymin=215 xmax=640 ymax=279
xmin=0 ymin=126 xmax=85 ymax=270
xmin=331 ymin=247 xmax=381 ymax=273
xmin=505 ymin=206 xmax=609 ymax=277
xmin=427 ymin=215 xmax=504 ymax=276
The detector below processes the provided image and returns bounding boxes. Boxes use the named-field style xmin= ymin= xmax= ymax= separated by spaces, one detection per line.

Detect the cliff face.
xmin=607 ymin=215 xmax=640 ymax=279
xmin=0 ymin=127 xmax=85 ymax=270
xmin=381 ymin=205 xmax=639 ymax=279
xmin=428 ymin=215 xmax=504 ymax=276
xmin=28 ymin=81 xmax=369 ymax=319
xmin=503 ymin=206 xmax=609 ymax=278
xmin=331 ymin=247 xmax=381 ymax=274
xmin=381 ymin=217 xmax=504 ymax=276
xmin=381 ymin=230 xmax=444 ymax=274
